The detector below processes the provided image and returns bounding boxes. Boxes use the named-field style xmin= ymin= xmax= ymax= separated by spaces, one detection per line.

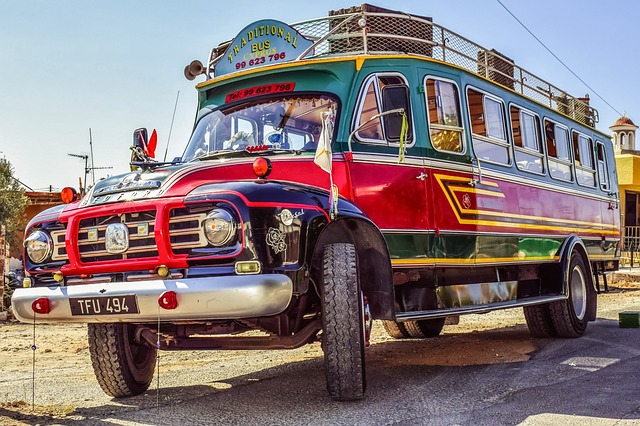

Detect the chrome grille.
xmin=50 ymin=229 xmax=68 ymax=261
xmin=169 ymin=208 xmax=208 ymax=254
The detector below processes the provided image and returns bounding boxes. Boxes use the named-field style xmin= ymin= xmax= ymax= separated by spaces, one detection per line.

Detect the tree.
xmin=0 ymin=158 xmax=29 ymax=257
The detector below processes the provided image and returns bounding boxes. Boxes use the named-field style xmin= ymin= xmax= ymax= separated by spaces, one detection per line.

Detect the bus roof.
xmin=202 ymin=4 xmax=598 ymax=129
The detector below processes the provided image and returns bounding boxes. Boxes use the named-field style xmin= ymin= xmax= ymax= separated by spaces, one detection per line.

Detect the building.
xmin=611 ymin=115 xmax=640 ymax=228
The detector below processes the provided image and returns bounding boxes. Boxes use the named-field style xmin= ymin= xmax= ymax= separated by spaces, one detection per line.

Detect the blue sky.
xmin=0 ymin=0 xmax=635 ymax=190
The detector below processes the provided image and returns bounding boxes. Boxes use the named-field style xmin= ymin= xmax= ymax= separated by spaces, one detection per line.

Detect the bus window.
xmin=573 ymin=131 xmax=596 ymax=187
xmin=467 ymin=88 xmax=510 ymax=165
xmin=545 ymin=120 xmax=572 ymax=181
xmin=425 ymin=78 xmax=464 ymax=153
xmin=511 ymin=106 xmax=544 ymax=174
xmin=596 ymin=141 xmax=610 ymax=190
xmin=354 ymin=74 xmax=413 ymax=145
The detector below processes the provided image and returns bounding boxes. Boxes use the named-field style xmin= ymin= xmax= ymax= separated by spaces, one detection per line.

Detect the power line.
xmin=496 ymin=0 xmax=623 ymax=117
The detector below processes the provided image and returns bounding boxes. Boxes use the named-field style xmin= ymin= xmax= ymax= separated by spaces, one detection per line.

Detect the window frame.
xmin=544 ymin=119 xmax=573 ymax=183
xmin=466 ymin=86 xmax=512 ymax=167
xmin=572 ymin=130 xmax=596 ymax=188
xmin=352 ymin=72 xmax=415 ymax=147
xmin=595 ymin=140 xmax=610 ymax=191
xmin=510 ymin=104 xmax=545 ymax=176
xmin=424 ymin=75 xmax=466 ymax=155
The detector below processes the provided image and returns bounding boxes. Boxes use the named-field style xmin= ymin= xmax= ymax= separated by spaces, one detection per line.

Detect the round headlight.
xmin=202 ymin=209 xmax=236 ymax=247
xmin=24 ymin=230 xmax=53 ymax=264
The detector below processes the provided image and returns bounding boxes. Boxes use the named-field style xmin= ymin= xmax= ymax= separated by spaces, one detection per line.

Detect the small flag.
xmin=314 ymin=111 xmax=335 ymax=173
xmin=145 ymin=129 xmax=158 ymax=159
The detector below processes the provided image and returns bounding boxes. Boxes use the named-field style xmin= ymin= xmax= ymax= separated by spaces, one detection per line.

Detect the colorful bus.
xmin=13 ymin=4 xmax=620 ymax=401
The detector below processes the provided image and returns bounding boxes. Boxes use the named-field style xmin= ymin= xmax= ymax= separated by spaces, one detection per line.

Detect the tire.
xmin=88 ymin=323 xmax=157 ymax=397
xmin=548 ymin=251 xmax=592 ymax=337
xmin=382 ymin=320 xmax=411 ymax=338
xmin=403 ymin=318 xmax=445 ymax=338
xmin=321 ymin=243 xmax=366 ymax=401
xmin=523 ymin=304 xmax=557 ymax=337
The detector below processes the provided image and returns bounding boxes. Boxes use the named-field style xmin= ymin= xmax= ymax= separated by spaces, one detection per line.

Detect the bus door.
xmin=347 ymin=72 xmax=431 ymax=241
xmin=422 ymin=74 xmax=476 ymax=265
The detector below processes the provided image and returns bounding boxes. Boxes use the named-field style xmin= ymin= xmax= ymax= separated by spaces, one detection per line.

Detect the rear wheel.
xmin=321 ymin=243 xmax=366 ymax=401
xmin=523 ymin=304 xmax=557 ymax=337
xmin=403 ymin=318 xmax=445 ymax=338
xmin=88 ymin=323 xmax=157 ymax=397
xmin=548 ymin=251 xmax=592 ymax=337
xmin=382 ymin=320 xmax=411 ymax=338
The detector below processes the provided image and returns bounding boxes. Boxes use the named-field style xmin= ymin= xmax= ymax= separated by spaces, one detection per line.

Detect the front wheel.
xmin=321 ymin=243 xmax=366 ymax=401
xmin=88 ymin=323 xmax=157 ymax=397
xmin=548 ymin=251 xmax=592 ymax=337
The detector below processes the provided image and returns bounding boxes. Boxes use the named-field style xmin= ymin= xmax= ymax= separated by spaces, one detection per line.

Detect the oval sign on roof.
xmin=215 ymin=19 xmax=313 ymax=77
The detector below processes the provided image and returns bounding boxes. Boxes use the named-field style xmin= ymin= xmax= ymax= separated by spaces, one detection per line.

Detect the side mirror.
xmin=131 ymin=128 xmax=148 ymax=171
xmin=133 ymin=128 xmax=148 ymax=150
xmin=381 ymin=85 xmax=412 ymax=142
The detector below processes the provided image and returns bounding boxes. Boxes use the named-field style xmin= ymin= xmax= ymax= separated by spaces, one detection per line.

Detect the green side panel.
xmin=518 ymin=237 xmax=562 ymax=258
xmin=384 ymin=232 xmax=565 ymax=262
xmin=383 ymin=233 xmax=433 ymax=259
xmin=433 ymin=234 xmax=476 ymax=261
xmin=477 ymin=235 xmax=519 ymax=259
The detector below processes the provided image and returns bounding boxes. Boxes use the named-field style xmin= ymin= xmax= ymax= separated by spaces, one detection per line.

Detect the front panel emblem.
xmin=266 ymin=227 xmax=287 ymax=254
xmin=105 ymin=223 xmax=129 ymax=254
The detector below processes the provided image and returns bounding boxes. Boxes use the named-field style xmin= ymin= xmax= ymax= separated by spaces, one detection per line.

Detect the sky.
xmin=0 ymin=0 xmax=637 ymax=191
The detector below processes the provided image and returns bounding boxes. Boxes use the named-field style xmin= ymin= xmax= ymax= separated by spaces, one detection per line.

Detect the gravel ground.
xmin=0 ymin=276 xmax=638 ymax=425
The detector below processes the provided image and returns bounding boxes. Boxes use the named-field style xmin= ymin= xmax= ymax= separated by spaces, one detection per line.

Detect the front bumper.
xmin=11 ymin=274 xmax=293 ymax=323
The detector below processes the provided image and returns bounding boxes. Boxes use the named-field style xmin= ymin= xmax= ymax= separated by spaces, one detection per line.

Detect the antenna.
xmin=163 ymin=91 xmax=180 ymax=162
xmin=68 ymin=128 xmax=113 ymax=187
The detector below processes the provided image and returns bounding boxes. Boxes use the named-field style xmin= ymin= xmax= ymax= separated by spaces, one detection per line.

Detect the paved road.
xmin=2 ymin=282 xmax=639 ymax=426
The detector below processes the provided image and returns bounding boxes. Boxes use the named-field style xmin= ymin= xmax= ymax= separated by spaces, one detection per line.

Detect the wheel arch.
xmin=558 ymin=235 xmax=597 ymax=321
xmin=311 ymin=217 xmax=394 ymax=320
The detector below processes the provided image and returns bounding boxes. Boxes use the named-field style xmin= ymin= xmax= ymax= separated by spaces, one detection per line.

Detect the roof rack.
xmin=207 ymin=5 xmax=598 ymax=127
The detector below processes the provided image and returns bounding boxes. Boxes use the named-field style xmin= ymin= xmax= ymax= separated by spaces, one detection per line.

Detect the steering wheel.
xmin=264 ymin=131 xmax=290 ymax=149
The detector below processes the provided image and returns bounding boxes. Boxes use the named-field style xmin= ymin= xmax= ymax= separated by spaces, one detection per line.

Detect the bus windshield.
xmin=182 ymin=95 xmax=338 ymax=162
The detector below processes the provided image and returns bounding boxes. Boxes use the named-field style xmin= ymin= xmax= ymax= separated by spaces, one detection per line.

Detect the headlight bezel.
xmin=202 ymin=209 xmax=236 ymax=247
xmin=24 ymin=230 xmax=53 ymax=264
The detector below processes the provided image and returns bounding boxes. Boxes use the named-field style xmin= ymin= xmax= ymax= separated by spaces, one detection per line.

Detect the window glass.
xmin=355 ymin=75 xmax=411 ymax=144
xmin=467 ymin=88 xmax=509 ymax=165
xmin=425 ymin=78 xmax=464 ymax=152
xmin=545 ymin=120 xmax=572 ymax=181
xmin=573 ymin=131 xmax=596 ymax=187
xmin=511 ymin=106 xmax=543 ymax=174
xmin=596 ymin=142 xmax=609 ymax=190
xmin=356 ymin=80 xmax=383 ymax=140
xmin=485 ymin=98 xmax=506 ymax=140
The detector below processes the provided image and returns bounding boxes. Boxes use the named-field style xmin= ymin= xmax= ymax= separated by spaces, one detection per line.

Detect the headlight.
xmin=24 ymin=230 xmax=53 ymax=263
xmin=202 ymin=209 xmax=236 ymax=246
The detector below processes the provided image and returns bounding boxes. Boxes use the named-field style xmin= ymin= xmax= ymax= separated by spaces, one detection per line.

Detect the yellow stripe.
xmin=391 ymin=255 xmax=559 ymax=265
xmin=433 ymin=173 xmax=620 ymax=235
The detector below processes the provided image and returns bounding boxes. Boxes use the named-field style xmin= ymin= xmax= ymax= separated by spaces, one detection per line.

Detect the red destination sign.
xmin=225 ymin=82 xmax=296 ymax=103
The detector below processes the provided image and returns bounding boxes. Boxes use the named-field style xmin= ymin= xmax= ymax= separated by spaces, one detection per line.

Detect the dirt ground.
xmin=0 ymin=276 xmax=638 ymax=425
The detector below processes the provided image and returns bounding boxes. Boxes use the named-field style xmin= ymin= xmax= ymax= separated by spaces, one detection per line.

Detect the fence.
xmin=621 ymin=226 xmax=640 ymax=267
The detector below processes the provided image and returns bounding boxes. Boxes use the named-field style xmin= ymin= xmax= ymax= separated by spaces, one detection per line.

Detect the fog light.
xmin=53 ymin=271 xmax=64 ymax=282
xmin=158 ymin=291 xmax=178 ymax=310
xmin=157 ymin=265 xmax=169 ymax=277
xmin=23 ymin=277 xmax=32 ymax=288
xmin=235 ymin=261 xmax=261 ymax=274
xmin=32 ymin=298 xmax=50 ymax=314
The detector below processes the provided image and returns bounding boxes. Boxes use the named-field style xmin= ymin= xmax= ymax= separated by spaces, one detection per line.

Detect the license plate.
xmin=70 ymin=295 xmax=139 ymax=316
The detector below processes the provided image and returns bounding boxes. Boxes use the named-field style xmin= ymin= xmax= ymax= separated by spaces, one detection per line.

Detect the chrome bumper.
xmin=11 ymin=274 xmax=293 ymax=323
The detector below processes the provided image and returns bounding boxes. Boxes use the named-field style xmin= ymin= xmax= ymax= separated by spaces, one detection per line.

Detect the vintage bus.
xmin=13 ymin=4 xmax=620 ymax=401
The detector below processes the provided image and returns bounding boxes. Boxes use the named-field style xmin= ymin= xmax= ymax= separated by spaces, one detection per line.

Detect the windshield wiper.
xmin=192 ymin=147 xmax=301 ymax=162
